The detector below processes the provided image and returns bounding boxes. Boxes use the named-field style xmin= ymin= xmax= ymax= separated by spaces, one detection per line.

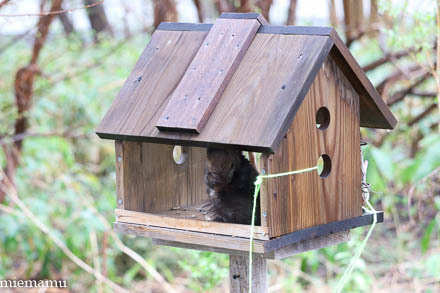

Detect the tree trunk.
xmin=84 ymin=0 xmax=113 ymax=40
xmin=58 ymin=6 xmax=74 ymax=36
xmin=153 ymin=0 xmax=178 ymax=29
xmin=238 ymin=0 xmax=252 ymax=13
xmin=215 ymin=0 xmax=235 ymax=13
xmin=329 ymin=0 xmax=338 ymax=28
xmin=286 ymin=0 xmax=297 ymax=25
xmin=193 ymin=0 xmax=204 ymax=23
xmin=343 ymin=0 xmax=364 ymax=47
xmin=255 ymin=0 xmax=272 ymax=22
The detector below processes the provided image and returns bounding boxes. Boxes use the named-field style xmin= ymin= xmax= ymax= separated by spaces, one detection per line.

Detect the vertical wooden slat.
xmin=257 ymin=153 xmax=270 ymax=228
xmin=115 ymin=141 xmax=125 ymax=209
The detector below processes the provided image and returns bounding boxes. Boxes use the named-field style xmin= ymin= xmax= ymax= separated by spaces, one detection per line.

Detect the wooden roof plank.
xmin=153 ymin=23 xmax=397 ymax=130
xmin=96 ymin=30 xmax=209 ymax=137
xmin=156 ymin=17 xmax=262 ymax=133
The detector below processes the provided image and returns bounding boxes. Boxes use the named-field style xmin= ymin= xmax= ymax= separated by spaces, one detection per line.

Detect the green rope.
xmin=248 ymin=166 xmax=318 ymax=293
xmin=247 ymin=166 xmax=378 ymax=293
xmin=334 ymin=200 xmax=377 ymax=293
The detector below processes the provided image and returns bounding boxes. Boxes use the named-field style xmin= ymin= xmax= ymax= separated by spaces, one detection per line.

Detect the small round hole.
xmin=316 ymin=154 xmax=331 ymax=177
xmin=173 ymin=146 xmax=187 ymax=165
xmin=316 ymin=107 xmax=330 ymax=130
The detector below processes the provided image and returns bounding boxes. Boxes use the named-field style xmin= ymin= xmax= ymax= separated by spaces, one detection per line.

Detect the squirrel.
xmin=203 ymin=148 xmax=260 ymax=225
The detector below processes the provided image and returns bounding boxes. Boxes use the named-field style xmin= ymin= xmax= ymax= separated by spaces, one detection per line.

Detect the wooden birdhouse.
xmin=97 ymin=13 xmax=396 ymax=257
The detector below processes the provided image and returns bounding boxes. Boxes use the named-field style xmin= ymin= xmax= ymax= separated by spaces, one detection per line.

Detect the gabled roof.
xmin=97 ymin=14 xmax=396 ymax=153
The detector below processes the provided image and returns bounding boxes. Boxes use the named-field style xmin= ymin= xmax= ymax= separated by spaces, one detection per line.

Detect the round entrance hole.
xmin=316 ymin=107 xmax=330 ymax=130
xmin=173 ymin=146 xmax=187 ymax=165
xmin=316 ymin=154 xmax=331 ymax=178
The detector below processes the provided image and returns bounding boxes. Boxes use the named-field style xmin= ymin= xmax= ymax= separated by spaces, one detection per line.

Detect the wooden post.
xmin=229 ymin=254 xmax=267 ymax=293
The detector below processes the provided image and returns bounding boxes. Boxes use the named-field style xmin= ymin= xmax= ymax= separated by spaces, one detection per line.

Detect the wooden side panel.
xmin=156 ymin=18 xmax=261 ymax=133
xmin=264 ymin=55 xmax=362 ymax=237
xmin=119 ymin=142 xmax=208 ymax=212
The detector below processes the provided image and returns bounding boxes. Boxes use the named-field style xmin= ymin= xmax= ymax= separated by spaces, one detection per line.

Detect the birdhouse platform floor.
xmin=115 ymin=205 xmax=271 ymax=241
xmin=114 ymin=210 xmax=383 ymax=255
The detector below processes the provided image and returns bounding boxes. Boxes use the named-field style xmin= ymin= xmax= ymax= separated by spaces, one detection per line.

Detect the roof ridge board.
xmin=219 ymin=12 xmax=268 ymax=25
xmin=156 ymin=22 xmax=212 ymax=32
xmin=156 ymin=22 xmax=333 ymax=36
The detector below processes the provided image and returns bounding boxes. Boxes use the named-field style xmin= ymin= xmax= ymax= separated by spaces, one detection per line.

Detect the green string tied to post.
xmin=247 ymin=165 xmax=378 ymax=293
xmin=248 ymin=165 xmax=318 ymax=293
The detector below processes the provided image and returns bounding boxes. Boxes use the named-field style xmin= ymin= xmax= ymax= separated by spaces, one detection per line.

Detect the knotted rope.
xmin=247 ymin=150 xmax=377 ymax=293
xmin=248 ymin=166 xmax=318 ymax=293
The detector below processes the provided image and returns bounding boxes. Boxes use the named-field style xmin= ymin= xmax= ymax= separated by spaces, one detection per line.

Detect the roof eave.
xmin=328 ymin=29 xmax=397 ymax=130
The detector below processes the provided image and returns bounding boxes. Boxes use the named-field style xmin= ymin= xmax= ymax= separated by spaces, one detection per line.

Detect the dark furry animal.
xmin=203 ymin=148 xmax=260 ymax=225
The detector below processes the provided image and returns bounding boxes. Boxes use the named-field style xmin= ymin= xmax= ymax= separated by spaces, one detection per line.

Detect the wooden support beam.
xmin=230 ymin=254 xmax=267 ymax=293
xmin=152 ymin=231 xmax=349 ymax=259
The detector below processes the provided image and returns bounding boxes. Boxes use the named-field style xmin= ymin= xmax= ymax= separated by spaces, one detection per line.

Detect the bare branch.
xmin=68 ymin=180 xmax=178 ymax=293
xmin=410 ymin=90 xmax=437 ymax=98
xmin=0 ymin=0 xmax=104 ymax=17
xmin=375 ymin=64 xmax=425 ymax=95
xmin=0 ymin=130 xmax=89 ymax=146
xmin=387 ymin=72 xmax=432 ymax=106
xmin=363 ymin=50 xmax=413 ymax=72
xmin=408 ymin=104 xmax=438 ymax=127
xmin=35 ymin=40 xmax=127 ymax=94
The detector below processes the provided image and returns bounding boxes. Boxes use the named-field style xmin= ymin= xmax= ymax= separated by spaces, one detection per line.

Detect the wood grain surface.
xmin=114 ymin=213 xmax=381 ymax=252
xmin=119 ymin=142 xmax=208 ymax=212
xmin=329 ymin=31 xmax=397 ymax=129
xmin=114 ymin=222 xmax=267 ymax=253
xmin=115 ymin=209 xmax=270 ymax=240
xmin=156 ymin=18 xmax=261 ymax=133
xmin=115 ymin=141 xmax=125 ymax=209
xmin=230 ymin=254 xmax=267 ymax=293
xmin=97 ymin=32 xmax=333 ymax=153
xmin=262 ymin=55 xmax=363 ymax=237
xmin=98 ymin=24 xmax=396 ymax=150
xmin=152 ymin=231 xmax=350 ymax=259
xmin=96 ymin=29 xmax=208 ymax=140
